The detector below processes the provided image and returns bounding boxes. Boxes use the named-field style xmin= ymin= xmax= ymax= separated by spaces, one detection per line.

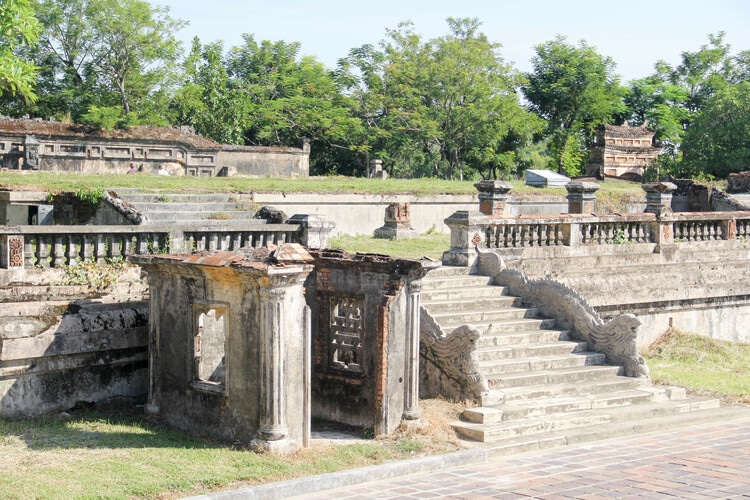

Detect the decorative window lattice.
xmin=329 ymin=298 xmax=363 ymax=373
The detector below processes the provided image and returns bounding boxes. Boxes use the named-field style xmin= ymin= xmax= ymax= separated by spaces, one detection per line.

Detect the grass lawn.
xmin=0 ymin=171 xmax=648 ymax=199
xmin=329 ymin=231 xmax=450 ymax=261
xmin=0 ymin=400 xmax=462 ymax=500
xmin=644 ymin=329 xmax=750 ymax=405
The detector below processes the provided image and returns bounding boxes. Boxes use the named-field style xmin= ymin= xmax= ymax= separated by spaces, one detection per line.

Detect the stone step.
xmin=144 ymin=210 xmax=258 ymax=221
xmin=424 ymin=265 xmax=480 ymax=278
xmin=421 ymin=286 xmax=510 ymax=302
xmin=492 ymin=376 xmax=647 ymax=403
xmin=476 ymin=329 xmax=571 ymax=347
xmin=441 ymin=317 xmax=557 ymax=334
xmin=452 ymin=396 xmax=721 ymax=443
xmin=477 ymin=352 xmax=607 ymax=376
xmin=429 ymin=306 xmax=540 ymax=325
xmin=421 ymin=296 xmax=519 ymax=313
xmin=475 ymin=340 xmax=589 ymax=361
xmin=126 ymin=202 xmax=249 ymax=212
xmin=497 ymin=390 xmax=658 ymax=421
xmin=422 ymin=275 xmax=493 ymax=290
xmin=483 ymin=365 xmax=623 ymax=391
xmin=480 ymin=403 xmax=737 ymax=457
xmin=115 ymin=193 xmax=231 ymax=203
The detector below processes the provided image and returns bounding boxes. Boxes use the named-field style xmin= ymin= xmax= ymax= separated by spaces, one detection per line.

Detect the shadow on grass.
xmin=0 ymin=407 xmax=226 ymax=452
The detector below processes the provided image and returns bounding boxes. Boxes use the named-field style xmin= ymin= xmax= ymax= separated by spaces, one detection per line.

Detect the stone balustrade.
xmin=0 ymin=216 xmax=334 ymax=269
xmin=443 ymin=210 xmax=750 ymax=266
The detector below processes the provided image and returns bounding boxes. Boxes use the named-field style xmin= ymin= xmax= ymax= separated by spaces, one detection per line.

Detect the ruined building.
xmin=586 ymin=124 xmax=661 ymax=180
xmin=0 ymin=118 xmax=309 ymax=178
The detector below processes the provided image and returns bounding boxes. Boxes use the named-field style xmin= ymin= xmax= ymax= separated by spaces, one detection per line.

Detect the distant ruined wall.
xmin=218 ymin=140 xmax=310 ymax=178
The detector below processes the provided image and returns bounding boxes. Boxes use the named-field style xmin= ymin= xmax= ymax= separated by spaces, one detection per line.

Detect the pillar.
xmin=565 ymin=181 xmax=600 ymax=214
xmin=403 ymin=278 xmax=423 ymax=420
xmin=643 ymin=182 xmax=677 ymax=218
xmin=252 ymin=282 xmax=296 ymax=453
xmin=475 ymin=180 xmax=512 ymax=216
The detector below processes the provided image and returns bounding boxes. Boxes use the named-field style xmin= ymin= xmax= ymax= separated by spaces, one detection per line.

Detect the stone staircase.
xmin=112 ymin=190 xmax=262 ymax=227
xmin=421 ymin=265 xmax=722 ymax=456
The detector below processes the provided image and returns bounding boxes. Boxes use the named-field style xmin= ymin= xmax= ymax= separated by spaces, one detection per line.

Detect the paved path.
xmin=300 ymin=411 xmax=750 ymax=499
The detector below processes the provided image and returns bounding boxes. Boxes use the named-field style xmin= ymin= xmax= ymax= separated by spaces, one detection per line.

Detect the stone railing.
xmin=443 ymin=210 xmax=750 ymax=266
xmin=0 ymin=215 xmax=334 ymax=269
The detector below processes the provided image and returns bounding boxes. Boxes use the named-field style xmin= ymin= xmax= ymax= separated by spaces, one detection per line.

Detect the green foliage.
xmin=0 ymin=0 xmax=40 ymax=104
xmin=680 ymin=82 xmax=750 ymax=179
xmin=523 ymin=35 xmax=625 ymax=175
xmin=74 ymin=186 xmax=106 ymax=206
xmin=336 ymin=18 xmax=542 ymax=180
xmin=206 ymin=211 xmax=232 ymax=220
xmin=79 ymin=104 xmax=135 ymax=129
xmin=56 ymin=257 xmax=128 ymax=288
xmin=28 ymin=0 xmax=185 ymax=123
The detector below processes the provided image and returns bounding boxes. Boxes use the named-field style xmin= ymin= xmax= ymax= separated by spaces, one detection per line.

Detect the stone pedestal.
xmin=475 ymin=180 xmax=512 ymax=216
xmin=643 ymin=182 xmax=677 ymax=218
xmin=566 ymin=182 xmax=600 ymax=214
xmin=374 ymin=202 xmax=419 ymax=240
xmin=287 ymin=214 xmax=335 ymax=249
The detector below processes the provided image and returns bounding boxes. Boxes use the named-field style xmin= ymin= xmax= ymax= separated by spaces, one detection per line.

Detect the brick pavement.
xmin=300 ymin=413 xmax=750 ymax=499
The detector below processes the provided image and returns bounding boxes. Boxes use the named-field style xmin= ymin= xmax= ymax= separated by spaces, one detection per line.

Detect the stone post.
xmin=374 ymin=202 xmax=419 ymax=240
xmin=368 ymin=159 xmax=387 ymax=179
xmin=287 ymin=214 xmax=335 ymax=249
xmin=566 ymin=182 xmax=600 ymax=214
xmin=442 ymin=210 xmax=487 ymax=267
xmin=643 ymin=182 xmax=677 ymax=218
xmin=252 ymin=279 xmax=295 ymax=453
xmin=475 ymin=180 xmax=512 ymax=216
xmin=0 ymin=235 xmax=24 ymax=269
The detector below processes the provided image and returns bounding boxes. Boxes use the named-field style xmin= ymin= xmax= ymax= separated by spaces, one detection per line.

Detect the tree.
xmin=337 ymin=18 xmax=541 ymax=179
xmin=680 ymin=82 xmax=750 ymax=179
xmin=171 ymin=38 xmax=248 ymax=144
xmin=31 ymin=0 xmax=185 ymax=125
xmin=623 ymin=32 xmax=750 ymax=177
xmin=523 ymin=36 xmax=625 ymax=176
xmin=0 ymin=0 xmax=40 ymax=103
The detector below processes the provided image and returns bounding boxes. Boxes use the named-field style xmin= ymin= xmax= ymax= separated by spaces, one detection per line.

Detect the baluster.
xmin=82 ymin=234 xmax=94 ymax=262
xmin=94 ymin=234 xmax=106 ymax=264
xmin=502 ymin=226 xmax=510 ymax=248
xmin=23 ymin=235 xmax=34 ymax=267
xmin=66 ymin=234 xmax=79 ymax=265
xmin=37 ymin=235 xmax=50 ymax=268
xmin=53 ymin=235 xmax=65 ymax=267
xmin=519 ymin=225 xmax=529 ymax=247
xmin=232 ymin=233 xmax=242 ymax=250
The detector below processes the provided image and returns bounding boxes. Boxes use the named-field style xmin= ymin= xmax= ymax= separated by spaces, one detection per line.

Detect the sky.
xmin=157 ymin=0 xmax=750 ymax=84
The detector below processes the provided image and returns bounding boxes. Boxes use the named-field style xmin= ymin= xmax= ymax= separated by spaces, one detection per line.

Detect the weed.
xmin=207 ymin=212 xmax=232 ymax=220
xmin=74 ymin=187 xmax=106 ymax=207
xmin=55 ymin=258 xmax=129 ymax=288
xmin=612 ymin=228 xmax=627 ymax=244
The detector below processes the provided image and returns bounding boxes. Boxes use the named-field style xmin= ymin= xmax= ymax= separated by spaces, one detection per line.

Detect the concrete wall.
xmin=0 ymin=268 xmax=149 ymax=417
xmin=500 ymin=240 xmax=750 ymax=348
xmin=218 ymin=142 xmax=309 ymax=178
xmin=244 ymin=193 xmax=569 ymax=236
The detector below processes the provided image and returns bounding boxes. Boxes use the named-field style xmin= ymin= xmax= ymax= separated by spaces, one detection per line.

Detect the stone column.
xmin=252 ymin=281 xmax=295 ymax=453
xmin=566 ymin=182 xmax=600 ymax=214
xmin=475 ymin=180 xmax=512 ymax=216
xmin=403 ymin=278 xmax=423 ymax=421
xmin=643 ymin=182 xmax=677 ymax=218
